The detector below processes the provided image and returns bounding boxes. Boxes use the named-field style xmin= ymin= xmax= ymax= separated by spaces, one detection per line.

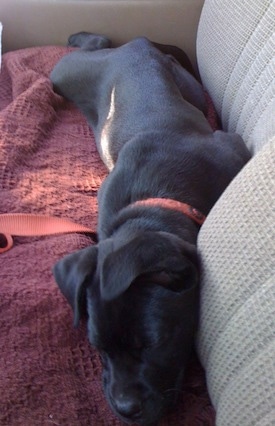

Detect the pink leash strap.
xmin=0 ymin=213 xmax=95 ymax=254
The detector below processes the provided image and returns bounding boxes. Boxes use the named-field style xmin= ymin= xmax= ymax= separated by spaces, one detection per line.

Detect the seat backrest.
xmin=197 ymin=0 xmax=275 ymax=154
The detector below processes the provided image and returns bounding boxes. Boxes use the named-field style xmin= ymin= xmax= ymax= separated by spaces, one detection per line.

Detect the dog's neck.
xmin=131 ymin=198 xmax=206 ymax=226
xmin=99 ymin=197 xmax=205 ymax=244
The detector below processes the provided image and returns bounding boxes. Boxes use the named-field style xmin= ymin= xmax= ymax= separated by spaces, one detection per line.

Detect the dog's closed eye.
xmin=137 ymin=267 xmax=197 ymax=293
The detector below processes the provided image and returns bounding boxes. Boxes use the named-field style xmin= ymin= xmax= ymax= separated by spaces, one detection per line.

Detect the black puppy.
xmin=51 ymin=33 xmax=250 ymax=425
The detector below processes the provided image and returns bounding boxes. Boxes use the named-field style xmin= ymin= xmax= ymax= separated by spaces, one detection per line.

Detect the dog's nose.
xmin=113 ymin=394 xmax=142 ymax=420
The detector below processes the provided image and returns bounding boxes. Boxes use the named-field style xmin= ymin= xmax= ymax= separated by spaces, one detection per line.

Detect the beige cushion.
xmin=197 ymin=0 xmax=275 ymax=154
xmin=196 ymin=1 xmax=275 ymax=425
xmin=197 ymin=141 xmax=275 ymax=425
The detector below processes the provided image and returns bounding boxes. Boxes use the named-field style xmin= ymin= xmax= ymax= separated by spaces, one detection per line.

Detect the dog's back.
xmin=51 ymin=37 xmax=209 ymax=168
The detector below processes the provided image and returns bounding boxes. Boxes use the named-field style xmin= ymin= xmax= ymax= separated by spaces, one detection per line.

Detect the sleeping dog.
xmin=51 ymin=33 xmax=250 ymax=425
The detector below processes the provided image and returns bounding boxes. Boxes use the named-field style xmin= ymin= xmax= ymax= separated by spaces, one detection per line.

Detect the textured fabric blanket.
xmin=0 ymin=46 xmax=215 ymax=425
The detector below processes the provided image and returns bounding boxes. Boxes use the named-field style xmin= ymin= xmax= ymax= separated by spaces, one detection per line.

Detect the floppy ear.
xmin=100 ymin=232 xmax=198 ymax=301
xmin=53 ymin=245 xmax=98 ymax=327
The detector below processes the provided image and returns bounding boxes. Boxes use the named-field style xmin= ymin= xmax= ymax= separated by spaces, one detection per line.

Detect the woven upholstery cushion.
xmin=197 ymin=142 xmax=275 ymax=426
xmin=196 ymin=1 xmax=275 ymax=425
xmin=196 ymin=0 xmax=275 ymax=154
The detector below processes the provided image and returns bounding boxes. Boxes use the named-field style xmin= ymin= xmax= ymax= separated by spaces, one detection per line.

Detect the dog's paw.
xmin=67 ymin=32 xmax=111 ymax=50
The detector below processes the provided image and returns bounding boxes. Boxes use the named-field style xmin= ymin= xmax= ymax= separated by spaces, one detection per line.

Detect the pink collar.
xmin=131 ymin=198 xmax=206 ymax=226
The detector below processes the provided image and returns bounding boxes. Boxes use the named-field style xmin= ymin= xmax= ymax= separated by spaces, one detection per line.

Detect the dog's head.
xmin=53 ymin=231 xmax=199 ymax=424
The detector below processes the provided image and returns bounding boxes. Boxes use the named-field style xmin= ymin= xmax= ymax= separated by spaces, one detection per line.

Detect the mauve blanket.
xmin=0 ymin=46 xmax=215 ymax=426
